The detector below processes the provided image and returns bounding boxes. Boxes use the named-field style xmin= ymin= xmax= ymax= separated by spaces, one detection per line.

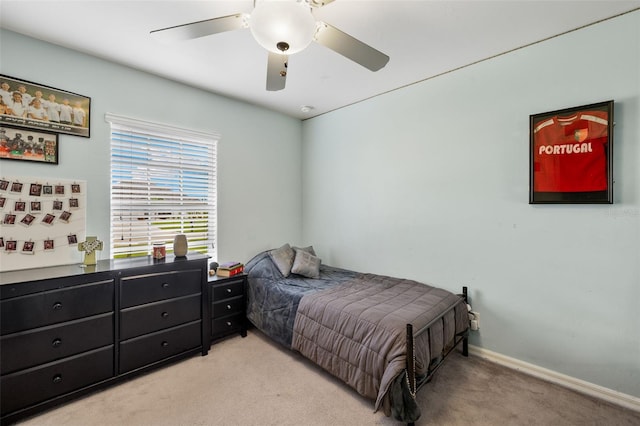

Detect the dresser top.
xmin=0 ymin=253 xmax=209 ymax=287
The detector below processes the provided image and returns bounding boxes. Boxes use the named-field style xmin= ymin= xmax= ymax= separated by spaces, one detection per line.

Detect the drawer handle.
xmin=161 ymin=312 xmax=169 ymax=318
xmin=226 ymin=321 xmax=232 ymax=327
xmin=226 ymin=288 xmax=232 ymax=293
xmin=226 ymin=304 xmax=232 ymax=310
xmin=162 ymin=282 xmax=170 ymax=288
xmin=161 ymin=341 xmax=169 ymax=348
xmin=52 ymin=302 xmax=63 ymax=310
xmin=52 ymin=338 xmax=62 ymax=348
xmin=52 ymin=374 xmax=63 ymax=384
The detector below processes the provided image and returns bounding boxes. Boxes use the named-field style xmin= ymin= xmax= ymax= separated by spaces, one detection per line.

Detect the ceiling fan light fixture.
xmin=250 ymin=0 xmax=316 ymax=54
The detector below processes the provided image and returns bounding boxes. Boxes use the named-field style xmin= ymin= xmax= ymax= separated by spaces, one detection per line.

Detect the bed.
xmin=245 ymin=245 xmax=469 ymax=424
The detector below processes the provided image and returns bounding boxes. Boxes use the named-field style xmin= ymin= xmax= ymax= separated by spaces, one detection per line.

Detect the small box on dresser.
xmin=209 ymin=274 xmax=247 ymax=342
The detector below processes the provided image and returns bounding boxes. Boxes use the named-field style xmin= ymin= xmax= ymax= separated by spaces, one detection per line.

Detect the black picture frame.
xmin=0 ymin=74 xmax=90 ymax=138
xmin=0 ymin=125 xmax=59 ymax=164
xmin=529 ymin=100 xmax=614 ymax=204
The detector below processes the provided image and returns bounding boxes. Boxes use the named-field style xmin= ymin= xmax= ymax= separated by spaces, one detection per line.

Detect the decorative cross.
xmin=78 ymin=236 xmax=103 ymax=266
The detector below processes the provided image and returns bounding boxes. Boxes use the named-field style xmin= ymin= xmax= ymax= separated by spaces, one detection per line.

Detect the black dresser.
xmin=0 ymin=255 xmax=209 ymax=425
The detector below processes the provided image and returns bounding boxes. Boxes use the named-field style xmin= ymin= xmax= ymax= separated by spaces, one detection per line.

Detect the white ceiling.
xmin=1 ymin=1 xmax=639 ymax=120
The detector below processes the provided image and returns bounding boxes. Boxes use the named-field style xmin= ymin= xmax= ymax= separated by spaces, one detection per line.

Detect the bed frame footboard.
xmin=405 ymin=286 xmax=469 ymax=426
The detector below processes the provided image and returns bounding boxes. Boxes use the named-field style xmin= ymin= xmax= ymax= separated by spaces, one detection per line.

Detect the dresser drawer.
xmin=1 ymin=280 xmax=114 ymax=335
xmin=120 ymin=269 xmax=201 ymax=308
xmin=1 ymin=313 xmax=113 ymax=375
xmin=119 ymin=321 xmax=201 ymax=374
xmin=212 ymin=313 xmax=244 ymax=336
xmin=212 ymin=296 xmax=244 ymax=320
xmin=120 ymin=294 xmax=201 ymax=340
xmin=0 ymin=346 xmax=114 ymax=416
xmin=211 ymin=278 xmax=244 ymax=300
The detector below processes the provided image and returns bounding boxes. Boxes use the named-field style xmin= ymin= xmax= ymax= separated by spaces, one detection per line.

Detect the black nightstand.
xmin=208 ymin=274 xmax=247 ymax=343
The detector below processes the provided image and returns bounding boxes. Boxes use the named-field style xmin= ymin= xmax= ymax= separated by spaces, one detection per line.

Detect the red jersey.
xmin=532 ymin=110 xmax=608 ymax=192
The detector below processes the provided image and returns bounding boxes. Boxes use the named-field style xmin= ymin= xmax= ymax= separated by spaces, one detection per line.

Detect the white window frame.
xmin=106 ymin=113 xmax=218 ymax=259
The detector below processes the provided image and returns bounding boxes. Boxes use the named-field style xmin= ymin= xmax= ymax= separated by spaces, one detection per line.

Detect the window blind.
xmin=106 ymin=113 xmax=218 ymax=259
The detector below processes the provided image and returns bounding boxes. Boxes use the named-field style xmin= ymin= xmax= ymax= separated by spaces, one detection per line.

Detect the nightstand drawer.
xmin=211 ymin=279 xmax=244 ymax=300
xmin=212 ymin=296 xmax=243 ymax=319
xmin=120 ymin=269 xmax=201 ymax=308
xmin=0 ymin=346 xmax=114 ymax=416
xmin=1 ymin=280 xmax=114 ymax=335
xmin=212 ymin=313 xmax=244 ymax=335
xmin=120 ymin=294 xmax=200 ymax=340
xmin=1 ymin=313 xmax=113 ymax=375
xmin=119 ymin=321 xmax=201 ymax=374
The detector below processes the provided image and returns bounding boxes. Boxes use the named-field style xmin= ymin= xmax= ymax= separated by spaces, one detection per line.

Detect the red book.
xmin=216 ymin=264 xmax=244 ymax=277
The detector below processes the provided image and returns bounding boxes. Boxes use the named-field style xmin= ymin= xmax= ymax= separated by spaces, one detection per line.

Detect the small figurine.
xmin=78 ymin=236 xmax=103 ymax=266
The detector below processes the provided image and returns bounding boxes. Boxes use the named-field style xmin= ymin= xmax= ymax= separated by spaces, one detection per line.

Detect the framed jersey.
xmin=529 ymin=100 xmax=614 ymax=204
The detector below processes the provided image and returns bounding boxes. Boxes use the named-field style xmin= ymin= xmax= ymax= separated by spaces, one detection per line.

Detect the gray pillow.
xmin=291 ymin=248 xmax=321 ymax=279
xmin=269 ymin=243 xmax=295 ymax=277
xmin=293 ymin=245 xmax=316 ymax=256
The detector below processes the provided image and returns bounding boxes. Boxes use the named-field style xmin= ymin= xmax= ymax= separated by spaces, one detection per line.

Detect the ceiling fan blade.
xmin=150 ymin=13 xmax=248 ymax=41
xmin=314 ymin=22 xmax=389 ymax=71
xmin=266 ymin=52 xmax=288 ymax=91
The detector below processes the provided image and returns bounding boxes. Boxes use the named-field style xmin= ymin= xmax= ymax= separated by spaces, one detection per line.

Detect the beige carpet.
xmin=17 ymin=330 xmax=640 ymax=426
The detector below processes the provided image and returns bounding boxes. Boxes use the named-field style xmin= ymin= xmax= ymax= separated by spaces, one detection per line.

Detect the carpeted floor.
xmin=16 ymin=330 xmax=640 ymax=426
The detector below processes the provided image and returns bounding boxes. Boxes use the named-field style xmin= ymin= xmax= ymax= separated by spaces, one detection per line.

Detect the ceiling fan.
xmin=150 ymin=0 xmax=389 ymax=91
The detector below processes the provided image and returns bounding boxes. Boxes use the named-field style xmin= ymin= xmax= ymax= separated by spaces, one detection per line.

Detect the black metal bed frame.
xmin=405 ymin=286 xmax=469 ymax=426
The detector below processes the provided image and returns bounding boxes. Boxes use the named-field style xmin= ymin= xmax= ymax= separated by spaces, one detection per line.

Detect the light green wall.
xmin=0 ymin=29 xmax=302 ymax=264
xmin=302 ymin=11 xmax=640 ymax=397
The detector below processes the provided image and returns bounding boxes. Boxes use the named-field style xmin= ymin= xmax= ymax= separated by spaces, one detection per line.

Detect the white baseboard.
xmin=468 ymin=345 xmax=640 ymax=413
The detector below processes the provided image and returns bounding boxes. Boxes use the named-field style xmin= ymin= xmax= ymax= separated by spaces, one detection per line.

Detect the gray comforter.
xmin=245 ymin=250 xmax=468 ymax=422
xmin=245 ymin=250 xmax=358 ymax=347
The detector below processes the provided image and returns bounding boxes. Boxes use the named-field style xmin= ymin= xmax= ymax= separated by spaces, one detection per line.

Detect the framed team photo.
xmin=529 ymin=100 xmax=614 ymax=204
xmin=0 ymin=125 xmax=59 ymax=164
xmin=1 ymin=74 xmax=90 ymax=138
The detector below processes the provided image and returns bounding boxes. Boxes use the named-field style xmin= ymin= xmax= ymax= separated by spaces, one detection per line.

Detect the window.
xmin=106 ymin=113 xmax=217 ymax=259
